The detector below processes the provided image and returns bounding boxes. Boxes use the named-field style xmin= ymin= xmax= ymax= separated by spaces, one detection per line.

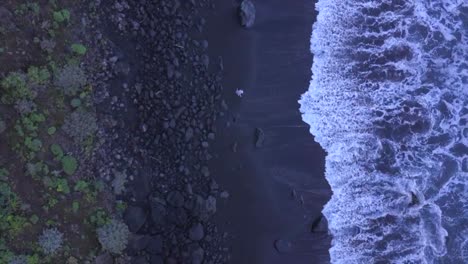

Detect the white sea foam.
xmin=299 ymin=0 xmax=468 ymax=263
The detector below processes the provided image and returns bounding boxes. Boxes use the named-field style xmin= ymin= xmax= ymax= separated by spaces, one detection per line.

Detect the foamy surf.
xmin=299 ymin=0 xmax=468 ymax=263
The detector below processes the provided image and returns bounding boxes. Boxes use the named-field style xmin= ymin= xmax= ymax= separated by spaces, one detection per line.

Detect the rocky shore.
xmin=89 ymin=0 xmax=231 ymax=263
xmin=0 ymin=0 xmax=330 ymax=263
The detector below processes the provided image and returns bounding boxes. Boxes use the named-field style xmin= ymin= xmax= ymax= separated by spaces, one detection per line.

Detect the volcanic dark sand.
xmin=206 ymin=1 xmax=332 ymax=263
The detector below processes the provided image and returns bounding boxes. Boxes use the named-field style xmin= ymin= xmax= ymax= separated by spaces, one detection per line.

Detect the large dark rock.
xmin=188 ymin=223 xmax=204 ymax=241
xmin=130 ymin=168 xmax=153 ymax=202
xmin=149 ymin=255 xmax=163 ymax=264
xmin=239 ymin=0 xmax=256 ymax=28
xmin=131 ymin=256 xmax=148 ymax=264
xmin=124 ymin=206 xmax=147 ymax=232
xmin=146 ymin=235 xmax=163 ymax=255
xmin=95 ymin=253 xmax=113 ymax=264
xmin=166 ymin=191 xmax=184 ymax=207
xmin=150 ymin=200 xmax=166 ymax=226
xmin=128 ymin=235 xmax=151 ymax=254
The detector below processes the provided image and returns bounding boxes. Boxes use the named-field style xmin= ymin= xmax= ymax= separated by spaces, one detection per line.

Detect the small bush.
xmin=61 ymin=155 xmax=77 ymax=176
xmin=27 ymin=66 xmax=50 ymax=85
xmin=71 ymin=44 xmax=87 ymax=56
xmin=38 ymin=228 xmax=64 ymax=255
xmin=40 ymin=39 xmax=56 ymax=53
xmin=54 ymin=65 xmax=87 ymax=96
xmin=97 ymin=219 xmax=130 ymax=254
xmin=14 ymin=100 xmax=36 ymax=115
xmin=53 ymin=9 xmax=70 ymax=23
xmin=1 ymin=72 xmax=31 ymax=104
xmin=62 ymin=110 xmax=97 ymax=143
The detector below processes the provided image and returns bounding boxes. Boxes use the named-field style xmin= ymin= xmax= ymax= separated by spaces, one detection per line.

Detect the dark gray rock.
xmin=185 ymin=127 xmax=194 ymax=141
xmin=255 ymin=128 xmax=265 ymax=148
xmin=95 ymin=253 xmax=113 ymax=264
xmin=146 ymin=235 xmax=163 ymax=255
xmin=190 ymin=245 xmax=204 ymax=264
xmin=274 ymin=239 xmax=293 ymax=253
xmin=188 ymin=223 xmax=204 ymax=241
xmin=311 ymin=215 xmax=328 ymax=233
xmin=167 ymin=207 xmax=188 ymax=226
xmin=124 ymin=206 xmax=147 ymax=232
xmin=149 ymin=255 xmax=163 ymax=264
xmin=166 ymin=191 xmax=184 ymax=207
xmin=150 ymin=199 xmax=166 ymax=226
xmin=239 ymin=0 xmax=256 ymax=28
xmin=128 ymin=235 xmax=151 ymax=253
xmin=201 ymin=54 xmax=209 ymax=68
xmin=132 ymin=256 xmax=148 ymax=264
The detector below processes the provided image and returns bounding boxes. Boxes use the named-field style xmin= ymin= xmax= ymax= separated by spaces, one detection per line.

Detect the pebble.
xmin=188 ymin=222 xmax=204 ymax=241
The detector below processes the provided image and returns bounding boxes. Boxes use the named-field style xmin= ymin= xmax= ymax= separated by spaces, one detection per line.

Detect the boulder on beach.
xmin=239 ymin=0 xmax=256 ymax=28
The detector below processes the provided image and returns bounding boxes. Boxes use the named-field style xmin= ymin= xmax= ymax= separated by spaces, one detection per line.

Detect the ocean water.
xmin=299 ymin=0 xmax=468 ymax=263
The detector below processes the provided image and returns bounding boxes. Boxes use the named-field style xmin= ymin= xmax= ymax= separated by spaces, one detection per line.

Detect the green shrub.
xmin=54 ymin=178 xmax=70 ymax=193
xmin=27 ymin=66 xmax=50 ymax=84
xmin=1 ymin=72 xmax=31 ymax=104
xmin=53 ymin=9 xmax=70 ymax=23
xmin=71 ymin=44 xmax=87 ymax=56
xmin=96 ymin=219 xmax=129 ymax=254
xmin=47 ymin=126 xmax=56 ymax=135
xmin=61 ymin=156 xmax=77 ymax=176
xmin=70 ymin=98 xmax=81 ymax=108
xmin=50 ymin=144 xmax=63 ymax=158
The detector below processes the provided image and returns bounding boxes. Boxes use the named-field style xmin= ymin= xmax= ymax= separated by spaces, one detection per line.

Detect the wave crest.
xmin=300 ymin=0 xmax=468 ymax=263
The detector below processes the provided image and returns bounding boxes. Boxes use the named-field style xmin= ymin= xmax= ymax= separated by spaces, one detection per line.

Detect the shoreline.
xmin=206 ymin=1 xmax=332 ymax=263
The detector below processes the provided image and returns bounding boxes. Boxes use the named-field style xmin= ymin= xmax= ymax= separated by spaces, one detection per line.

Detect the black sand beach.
xmin=206 ymin=1 xmax=332 ymax=263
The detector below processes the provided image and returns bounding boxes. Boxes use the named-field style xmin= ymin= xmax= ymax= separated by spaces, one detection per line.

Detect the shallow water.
xmin=299 ymin=0 xmax=468 ymax=263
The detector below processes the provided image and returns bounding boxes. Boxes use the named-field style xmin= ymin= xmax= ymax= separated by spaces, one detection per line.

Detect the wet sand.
xmin=206 ymin=1 xmax=332 ymax=263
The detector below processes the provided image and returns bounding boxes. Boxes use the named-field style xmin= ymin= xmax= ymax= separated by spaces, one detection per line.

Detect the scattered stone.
xmin=124 ymin=206 xmax=147 ymax=232
xmin=232 ymin=142 xmax=238 ymax=153
xmin=255 ymin=128 xmax=265 ymax=148
xmin=188 ymin=223 xmax=204 ymax=241
xmin=185 ymin=127 xmax=194 ymax=141
xmin=239 ymin=0 xmax=256 ymax=28
xmin=220 ymin=191 xmax=230 ymax=199
xmin=274 ymin=239 xmax=293 ymax=253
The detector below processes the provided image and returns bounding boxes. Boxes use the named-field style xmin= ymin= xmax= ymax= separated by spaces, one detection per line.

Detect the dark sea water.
xmin=299 ymin=0 xmax=468 ymax=263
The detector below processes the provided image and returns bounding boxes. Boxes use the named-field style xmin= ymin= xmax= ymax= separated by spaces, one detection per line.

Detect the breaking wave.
xmin=299 ymin=0 xmax=468 ymax=263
